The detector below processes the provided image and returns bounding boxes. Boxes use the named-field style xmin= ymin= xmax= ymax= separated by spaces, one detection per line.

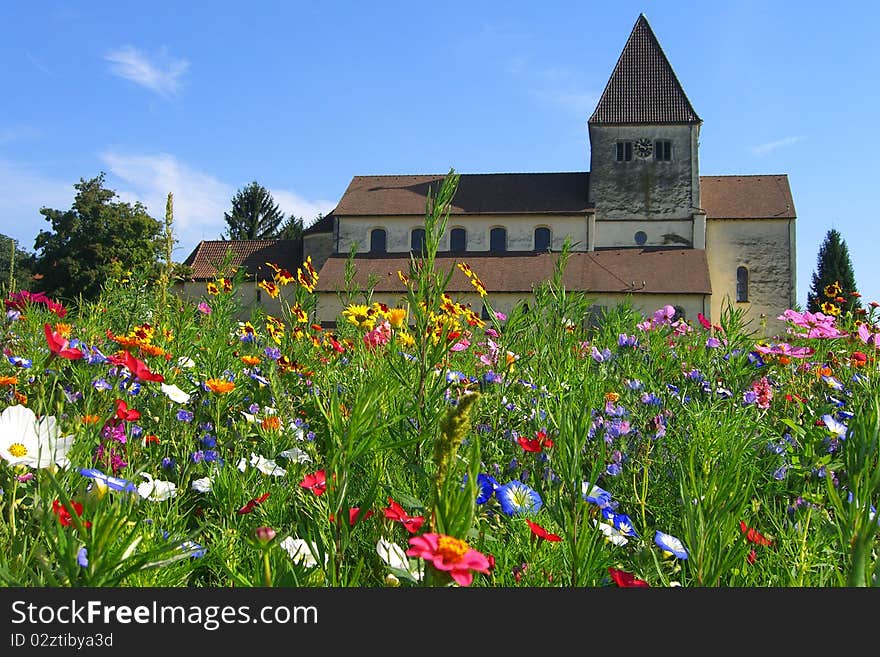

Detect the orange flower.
xmin=81 ymin=414 xmax=101 ymax=424
xmin=261 ymin=416 xmax=281 ymax=431
xmin=240 ymin=355 xmax=261 ymax=366
xmin=205 ymin=378 xmax=235 ymax=394
xmin=0 ymin=376 xmax=18 ymax=386
xmin=54 ymin=322 xmax=72 ymax=339
xmin=143 ymin=434 xmax=160 ymax=446
xmin=605 ymin=391 xmax=620 ymax=403
xmin=14 ymin=392 xmax=27 ymax=405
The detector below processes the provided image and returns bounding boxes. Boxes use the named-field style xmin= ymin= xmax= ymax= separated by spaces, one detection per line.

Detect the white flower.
xmin=137 ymin=473 xmax=178 ymax=501
xmin=280 ymin=537 xmax=325 ymax=568
xmin=249 ymin=452 xmax=286 ymax=477
xmin=279 ymin=447 xmax=312 ymax=464
xmin=160 ymin=383 xmax=191 ymax=404
xmin=0 ymin=405 xmax=74 ymax=469
xmin=595 ymin=520 xmax=629 ymax=546
xmin=191 ymin=477 xmax=213 ymax=493
xmin=236 ymin=457 xmax=248 ymax=472
xmin=376 ymin=537 xmax=423 ymax=581
xmin=176 ymin=356 xmax=196 ymax=369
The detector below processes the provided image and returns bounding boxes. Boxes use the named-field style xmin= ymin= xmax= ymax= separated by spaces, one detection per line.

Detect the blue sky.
xmin=1 ymin=1 xmax=877 ymax=308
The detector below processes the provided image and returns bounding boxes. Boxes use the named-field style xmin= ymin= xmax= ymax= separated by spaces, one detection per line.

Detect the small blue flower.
xmin=92 ymin=378 xmax=113 ymax=391
xmin=655 ymin=530 xmax=688 ymax=559
xmin=582 ymin=481 xmax=613 ymax=508
xmin=264 ymin=347 xmax=281 ymax=360
xmin=496 ymin=480 xmax=542 ymax=516
xmin=180 ymin=540 xmax=207 ymax=559
xmin=176 ymin=409 xmax=194 ymax=423
xmin=161 ymin=457 xmax=176 ymax=470
xmin=8 ymin=355 xmax=32 ymax=368
xmin=77 ymin=547 xmax=89 ymax=568
xmin=79 ymin=468 xmax=136 ymax=493
xmin=476 ymin=474 xmax=499 ymax=504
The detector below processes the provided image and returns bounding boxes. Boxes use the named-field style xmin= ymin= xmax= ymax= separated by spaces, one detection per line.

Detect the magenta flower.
xmin=406 ymin=533 xmax=490 ymax=586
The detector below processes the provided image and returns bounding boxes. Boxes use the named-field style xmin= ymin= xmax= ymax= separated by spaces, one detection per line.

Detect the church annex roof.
xmin=314 ymin=248 xmax=711 ymax=296
xmin=326 ymin=172 xmax=794 ymax=221
xmin=182 ymin=239 xmax=302 ymax=281
xmin=589 ymin=14 xmax=700 ymax=125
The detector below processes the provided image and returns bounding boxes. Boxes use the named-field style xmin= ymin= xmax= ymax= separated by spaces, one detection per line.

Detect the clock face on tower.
xmin=634 ymin=138 xmax=653 ymax=159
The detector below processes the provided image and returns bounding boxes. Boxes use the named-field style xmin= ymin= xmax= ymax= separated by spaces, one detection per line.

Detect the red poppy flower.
xmin=517 ymin=430 xmax=554 ymax=453
xmin=299 ymin=470 xmax=327 ymax=496
xmin=608 ymin=567 xmax=649 ymax=588
xmin=237 ymin=492 xmax=270 ymax=515
xmin=122 ymin=351 xmax=165 ymax=383
xmin=739 ymin=521 xmax=773 ymax=546
xmin=44 ymin=324 xmax=83 ymax=360
xmin=526 ymin=519 xmax=561 ymax=542
xmin=52 ymin=499 xmax=91 ymax=528
xmin=382 ymin=497 xmax=425 ymax=533
xmin=114 ymin=399 xmax=141 ymax=423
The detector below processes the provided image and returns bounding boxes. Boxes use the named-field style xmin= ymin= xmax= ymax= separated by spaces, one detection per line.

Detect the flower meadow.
xmin=1 ymin=178 xmax=879 ymax=588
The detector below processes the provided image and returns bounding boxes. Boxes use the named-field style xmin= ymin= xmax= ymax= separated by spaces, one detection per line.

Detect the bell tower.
xmin=588 ymin=14 xmax=702 ymax=227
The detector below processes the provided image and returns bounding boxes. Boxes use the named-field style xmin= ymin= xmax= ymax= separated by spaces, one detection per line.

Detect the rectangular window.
xmin=654 ymin=140 xmax=672 ymax=161
xmin=616 ymin=141 xmax=632 ymax=162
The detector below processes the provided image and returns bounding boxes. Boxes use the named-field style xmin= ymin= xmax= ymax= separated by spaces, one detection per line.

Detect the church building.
xmin=304 ymin=13 xmax=796 ymax=335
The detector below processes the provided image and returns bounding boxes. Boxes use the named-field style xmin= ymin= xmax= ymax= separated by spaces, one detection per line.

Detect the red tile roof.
xmin=315 ymin=249 xmax=711 ymax=295
xmin=323 ymin=172 xmax=793 ymax=221
xmin=589 ymin=14 xmax=700 ymax=125
xmin=182 ymin=239 xmax=302 ymax=281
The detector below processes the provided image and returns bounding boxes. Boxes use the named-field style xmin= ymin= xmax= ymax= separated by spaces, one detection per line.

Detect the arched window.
xmin=411 ymin=228 xmax=426 ymax=254
xmin=490 ymin=227 xmax=507 ymax=253
xmin=736 ymin=266 xmax=749 ymax=302
xmin=370 ymin=228 xmax=386 ymax=254
xmin=450 ymin=227 xmax=467 ymax=252
xmin=534 ymin=227 xmax=552 ymax=252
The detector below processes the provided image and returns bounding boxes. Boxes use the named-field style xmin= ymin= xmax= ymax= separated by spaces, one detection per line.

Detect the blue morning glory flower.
xmin=8 ymin=355 xmax=32 ymax=368
xmin=821 ymin=414 xmax=848 ymax=438
xmin=582 ymin=481 xmax=613 ymax=508
xmin=476 ymin=473 xmax=499 ymax=504
xmin=496 ymin=480 xmax=542 ymax=516
xmin=79 ymin=468 xmax=137 ymax=493
xmin=655 ymin=530 xmax=689 ymax=559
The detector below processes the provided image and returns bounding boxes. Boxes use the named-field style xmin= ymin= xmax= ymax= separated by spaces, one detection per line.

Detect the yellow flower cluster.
xmin=456 ymin=261 xmax=488 ymax=298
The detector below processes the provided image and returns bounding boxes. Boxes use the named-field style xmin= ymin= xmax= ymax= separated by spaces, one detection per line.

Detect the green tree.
xmin=222 ymin=181 xmax=285 ymax=240
xmin=32 ymin=173 xmax=164 ymax=302
xmin=0 ymin=234 xmax=35 ymax=295
xmin=278 ymin=214 xmax=305 ymax=240
xmin=807 ymin=228 xmax=861 ymax=315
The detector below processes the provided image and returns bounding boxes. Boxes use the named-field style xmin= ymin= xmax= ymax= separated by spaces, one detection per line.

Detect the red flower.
xmin=114 ymin=399 xmax=141 ymax=423
xmin=517 ymin=430 xmax=554 ymax=453
xmin=122 ymin=351 xmax=164 ymax=383
xmin=526 ymin=519 xmax=561 ymax=542
xmin=237 ymin=492 xmax=270 ymax=515
xmin=299 ymin=470 xmax=327 ymax=496
xmin=608 ymin=567 xmax=650 ymax=588
xmin=44 ymin=324 xmax=83 ymax=360
xmin=52 ymin=498 xmax=91 ymax=528
xmin=852 ymin=351 xmax=868 ymax=368
xmin=331 ymin=507 xmax=376 ymax=526
xmin=739 ymin=521 xmax=773 ymax=547
xmin=406 ymin=533 xmax=491 ymax=586
xmin=382 ymin=497 xmax=425 ymax=533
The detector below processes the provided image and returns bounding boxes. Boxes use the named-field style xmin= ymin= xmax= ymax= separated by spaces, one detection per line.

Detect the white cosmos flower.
xmin=250 ymin=452 xmax=286 ymax=476
xmin=279 ymin=447 xmax=312 ymax=464
xmin=176 ymin=356 xmax=196 ymax=368
xmin=376 ymin=537 xmax=423 ymax=581
xmin=191 ymin=477 xmax=213 ymax=493
xmin=137 ymin=473 xmax=178 ymax=501
xmin=0 ymin=405 xmax=74 ymax=469
xmin=160 ymin=383 xmax=191 ymax=404
xmin=280 ymin=537 xmax=325 ymax=568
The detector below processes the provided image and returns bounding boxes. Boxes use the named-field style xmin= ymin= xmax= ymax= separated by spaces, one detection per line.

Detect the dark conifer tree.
xmin=806 ymin=228 xmax=860 ymax=315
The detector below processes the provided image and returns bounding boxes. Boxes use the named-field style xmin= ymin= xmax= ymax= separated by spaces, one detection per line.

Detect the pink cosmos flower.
xmin=363 ymin=320 xmax=392 ymax=349
xmin=406 ymin=533 xmax=491 ymax=586
xmin=857 ymin=323 xmax=880 ymax=348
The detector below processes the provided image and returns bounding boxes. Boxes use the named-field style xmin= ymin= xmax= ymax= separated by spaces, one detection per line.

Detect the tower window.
xmin=534 ymin=227 xmax=552 ymax=252
xmin=616 ymin=141 xmax=633 ymax=162
xmin=736 ymin=266 xmax=749 ymax=302
xmin=450 ymin=227 xmax=467 ymax=252
xmin=370 ymin=228 xmax=386 ymax=254
xmin=411 ymin=228 xmax=426 ymax=254
xmin=654 ymin=140 xmax=672 ymax=161
xmin=490 ymin=227 xmax=507 ymax=253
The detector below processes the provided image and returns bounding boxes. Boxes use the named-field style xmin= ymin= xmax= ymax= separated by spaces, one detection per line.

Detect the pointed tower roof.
xmin=589 ymin=14 xmax=700 ymax=125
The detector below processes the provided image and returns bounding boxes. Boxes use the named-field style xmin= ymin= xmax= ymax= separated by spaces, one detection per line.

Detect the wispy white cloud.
xmin=104 ymin=46 xmax=189 ymax=99
xmin=100 ymin=151 xmax=335 ymax=259
xmin=0 ymin=125 xmax=43 ymax=144
xmin=751 ymin=136 xmax=805 ymax=157
xmin=532 ymin=89 xmax=599 ymax=117
xmin=25 ymin=51 xmax=51 ymax=75
xmin=0 ymin=160 xmax=76 ymax=250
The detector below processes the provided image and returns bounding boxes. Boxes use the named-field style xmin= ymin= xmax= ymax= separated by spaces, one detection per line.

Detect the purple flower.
xmin=77 ymin=547 xmax=89 ymax=568
xmin=706 ymin=337 xmax=722 ymax=348
xmin=264 ymin=347 xmax=281 ymax=360
xmin=176 ymin=409 xmax=194 ymax=423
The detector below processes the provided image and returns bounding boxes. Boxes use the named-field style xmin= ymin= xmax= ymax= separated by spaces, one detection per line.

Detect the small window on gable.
xmin=736 ymin=266 xmax=749 ymax=302
xmin=411 ymin=228 xmax=426 ymax=255
xmin=490 ymin=227 xmax=507 ymax=253
xmin=370 ymin=228 xmax=387 ymax=254
xmin=616 ymin=141 xmax=633 ymax=162
xmin=534 ymin=227 xmax=552 ymax=252
xmin=450 ymin=228 xmax=466 ymax=252
xmin=654 ymin=140 xmax=672 ymax=161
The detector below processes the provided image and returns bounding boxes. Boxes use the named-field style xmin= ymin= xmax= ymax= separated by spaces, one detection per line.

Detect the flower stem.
xmin=262 ymin=550 xmax=272 ymax=587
